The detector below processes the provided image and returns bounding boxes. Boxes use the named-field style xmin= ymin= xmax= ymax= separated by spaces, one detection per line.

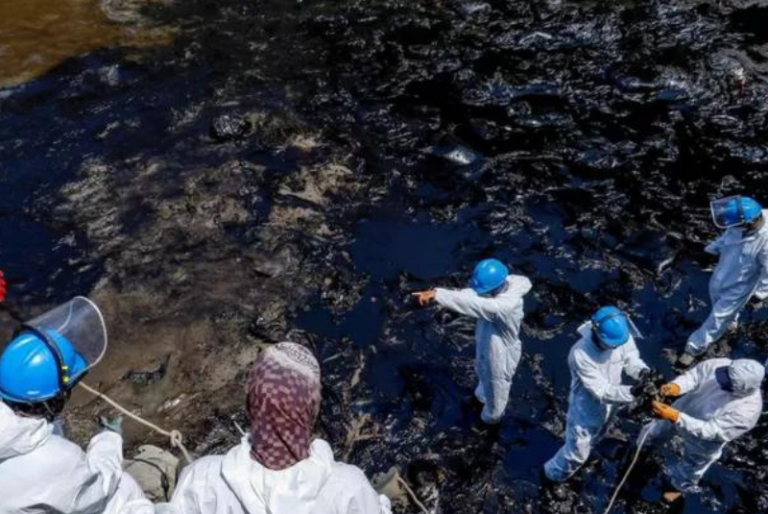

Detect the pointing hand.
xmin=412 ymin=290 xmax=436 ymax=306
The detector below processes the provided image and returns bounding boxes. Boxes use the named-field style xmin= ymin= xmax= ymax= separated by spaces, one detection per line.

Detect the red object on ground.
xmin=0 ymin=270 xmax=6 ymax=302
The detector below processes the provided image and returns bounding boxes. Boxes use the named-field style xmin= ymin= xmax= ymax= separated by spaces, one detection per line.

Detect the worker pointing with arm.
xmin=543 ymin=307 xmax=650 ymax=482
xmin=413 ymin=258 xmax=532 ymax=424
xmin=641 ymin=358 xmax=764 ymax=503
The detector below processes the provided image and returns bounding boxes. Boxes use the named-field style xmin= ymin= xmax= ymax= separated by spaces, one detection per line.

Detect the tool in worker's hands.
xmin=412 ymin=290 xmax=436 ymax=306
xmin=628 ymin=368 xmax=664 ymax=419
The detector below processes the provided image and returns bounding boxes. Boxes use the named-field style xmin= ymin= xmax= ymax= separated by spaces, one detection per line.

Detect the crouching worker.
xmin=167 ymin=342 xmax=392 ymax=514
xmin=543 ymin=307 xmax=650 ymax=482
xmin=642 ymin=358 xmax=764 ymax=503
xmin=413 ymin=259 xmax=532 ymax=424
xmin=0 ymin=298 xmax=152 ymax=514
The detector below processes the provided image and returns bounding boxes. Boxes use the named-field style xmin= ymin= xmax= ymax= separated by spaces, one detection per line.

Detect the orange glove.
xmin=660 ymin=383 xmax=682 ymax=398
xmin=652 ymin=401 xmax=680 ymax=424
xmin=412 ymin=290 xmax=436 ymax=306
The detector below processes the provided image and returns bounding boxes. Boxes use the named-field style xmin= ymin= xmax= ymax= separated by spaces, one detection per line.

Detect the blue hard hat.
xmin=591 ymin=306 xmax=630 ymax=348
xmin=0 ymin=329 xmax=88 ymax=403
xmin=711 ymin=196 xmax=763 ymax=228
xmin=470 ymin=259 xmax=509 ymax=295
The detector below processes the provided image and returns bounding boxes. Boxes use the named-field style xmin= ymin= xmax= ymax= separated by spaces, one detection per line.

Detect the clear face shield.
xmin=711 ymin=196 xmax=746 ymax=229
xmin=22 ymin=297 xmax=108 ymax=384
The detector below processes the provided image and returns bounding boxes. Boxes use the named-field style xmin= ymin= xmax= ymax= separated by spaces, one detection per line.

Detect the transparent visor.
xmin=25 ymin=296 xmax=108 ymax=371
xmin=711 ymin=196 xmax=745 ymax=229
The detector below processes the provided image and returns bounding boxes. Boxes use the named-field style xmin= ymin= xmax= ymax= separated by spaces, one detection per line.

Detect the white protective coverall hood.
xmin=544 ymin=323 xmax=649 ymax=482
xmin=642 ymin=358 xmax=764 ymax=492
xmin=166 ymin=436 xmax=391 ymax=514
xmin=687 ymin=211 xmax=768 ymax=355
xmin=435 ymin=274 xmax=532 ymax=424
xmin=0 ymin=402 xmax=153 ymax=514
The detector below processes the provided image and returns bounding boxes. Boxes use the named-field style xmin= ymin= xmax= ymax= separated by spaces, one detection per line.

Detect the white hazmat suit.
xmin=544 ymin=324 xmax=649 ymax=482
xmin=0 ymin=401 xmax=153 ymax=514
xmin=641 ymin=358 xmax=764 ymax=493
xmin=687 ymin=211 xmax=768 ymax=355
xmin=165 ymin=436 xmax=391 ymax=514
xmin=435 ymin=274 xmax=532 ymax=424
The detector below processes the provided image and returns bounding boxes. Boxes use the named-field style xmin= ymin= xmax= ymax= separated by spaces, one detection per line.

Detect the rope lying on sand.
xmin=79 ymin=381 xmax=193 ymax=465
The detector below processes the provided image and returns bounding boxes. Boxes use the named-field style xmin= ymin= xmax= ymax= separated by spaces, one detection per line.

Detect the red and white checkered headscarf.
xmin=246 ymin=342 xmax=322 ymax=470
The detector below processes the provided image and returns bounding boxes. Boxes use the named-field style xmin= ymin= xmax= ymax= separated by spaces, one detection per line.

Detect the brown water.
xmin=0 ymin=0 xmax=167 ymax=87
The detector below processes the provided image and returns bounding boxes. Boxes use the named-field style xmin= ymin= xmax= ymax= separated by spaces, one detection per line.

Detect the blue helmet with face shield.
xmin=711 ymin=196 xmax=763 ymax=229
xmin=591 ymin=306 xmax=630 ymax=348
xmin=0 ymin=329 xmax=88 ymax=404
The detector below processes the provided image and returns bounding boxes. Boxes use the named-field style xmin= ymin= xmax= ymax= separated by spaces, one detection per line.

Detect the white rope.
xmin=396 ymin=476 xmax=431 ymax=514
xmin=602 ymin=429 xmax=651 ymax=514
xmin=78 ymin=381 xmax=193 ymax=464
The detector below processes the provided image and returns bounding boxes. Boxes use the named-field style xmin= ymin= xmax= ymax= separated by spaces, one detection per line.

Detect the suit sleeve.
xmin=67 ymin=432 xmax=126 ymax=513
xmin=344 ymin=479 xmax=392 ymax=514
xmin=572 ymin=348 xmax=634 ymax=404
xmin=755 ymin=242 xmax=768 ymax=300
xmin=435 ymin=288 xmax=501 ymax=322
xmin=705 ymin=233 xmax=726 ymax=255
xmin=622 ymin=340 xmax=650 ymax=380
xmin=672 ymin=359 xmax=727 ymax=395
xmin=677 ymin=409 xmax=753 ymax=443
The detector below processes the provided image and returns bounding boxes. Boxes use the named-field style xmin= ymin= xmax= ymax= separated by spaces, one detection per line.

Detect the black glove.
xmin=630 ymin=369 xmax=652 ymax=398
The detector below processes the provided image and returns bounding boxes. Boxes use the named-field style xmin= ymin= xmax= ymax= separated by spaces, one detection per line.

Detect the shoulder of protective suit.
xmin=505 ymin=275 xmax=532 ymax=296
xmin=178 ymin=454 xmax=225 ymax=486
xmin=569 ymin=338 xmax=595 ymax=367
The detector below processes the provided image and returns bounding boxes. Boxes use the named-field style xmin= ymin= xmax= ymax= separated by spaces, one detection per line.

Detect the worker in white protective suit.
xmin=165 ymin=342 xmax=391 ymax=514
xmin=413 ymin=258 xmax=532 ymax=424
xmin=543 ymin=306 xmax=650 ymax=482
xmin=0 ymin=303 xmax=153 ymax=514
xmin=681 ymin=196 xmax=768 ymax=366
xmin=642 ymin=358 xmax=764 ymax=503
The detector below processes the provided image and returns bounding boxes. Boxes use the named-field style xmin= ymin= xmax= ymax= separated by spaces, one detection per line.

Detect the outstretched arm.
xmin=434 ymin=288 xmax=501 ymax=322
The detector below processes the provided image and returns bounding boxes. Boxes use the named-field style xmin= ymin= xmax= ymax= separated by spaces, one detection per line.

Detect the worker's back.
xmin=0 ymin=404 xmax=150 ymax=514
xmin=167 ymin=437 xmax=390 ymax=514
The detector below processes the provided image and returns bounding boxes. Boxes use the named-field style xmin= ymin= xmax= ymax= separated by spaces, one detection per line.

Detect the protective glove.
xmin=652 ymin=401 xmax=680 ymax=424
xmin=660 ymin=383 xmax=682 ymax=398
xmin=99 ymin=414 xmax=123 ymax=435
xmin=0 ymin=270 xmax=7 ymax=303
xmin=412 ymin=290 xmax=436 ymax=306
xmin=630 ymin=369 xmax=651 ymax=397
xmin=630 ymin=368 xmax=663 ymax=403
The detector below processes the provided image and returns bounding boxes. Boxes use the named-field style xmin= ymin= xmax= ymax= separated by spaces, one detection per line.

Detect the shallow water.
xmin=2 ymin=0 xmax=768 ymax=513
